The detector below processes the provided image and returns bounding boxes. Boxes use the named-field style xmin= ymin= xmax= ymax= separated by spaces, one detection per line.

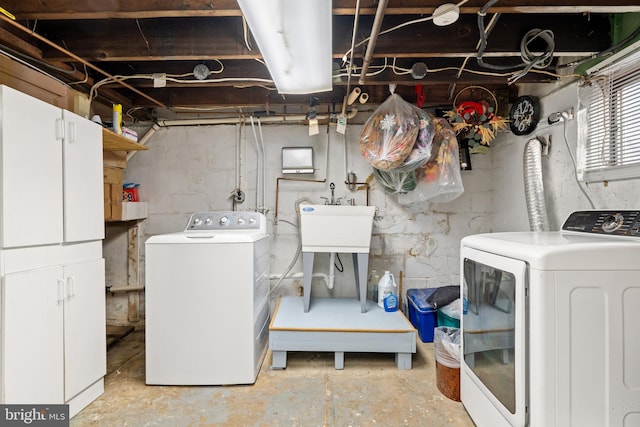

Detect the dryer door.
xmin=460 ymin=246 xmax=528 ymax=427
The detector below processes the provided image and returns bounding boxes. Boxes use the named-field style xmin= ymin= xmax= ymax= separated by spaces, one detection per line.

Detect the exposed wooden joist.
xmin=118 ymin=79 xmax=520 ymax=109
xmin=2 ymin=0 xmax=640 ymax=20
xmin=0 ymin=0 xmax=623 ymax=112
xmin=34 ymin=14 xmax=609 ymax=63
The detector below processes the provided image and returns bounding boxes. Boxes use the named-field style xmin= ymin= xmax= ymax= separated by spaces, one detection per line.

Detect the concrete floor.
xmin=71 ymin=329 xmax=475 ymax=426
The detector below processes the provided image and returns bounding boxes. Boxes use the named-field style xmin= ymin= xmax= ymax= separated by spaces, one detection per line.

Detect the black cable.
xmin=0 ymin=43 xmax=78 ymax=74
xmin=555 ymin=24 xmax=640 ymax=70
xmin=476 ymin=0 xmax=554 ymax=75
xmin=334 ymin=253 xmax=344 ymax=273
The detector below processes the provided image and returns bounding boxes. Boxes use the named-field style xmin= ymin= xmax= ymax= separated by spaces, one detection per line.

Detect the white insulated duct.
xmin=523 ymin=137 xmax=549 ymax=232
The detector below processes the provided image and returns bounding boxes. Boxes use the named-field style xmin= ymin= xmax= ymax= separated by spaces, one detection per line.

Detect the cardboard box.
xmin=109 ymin=199 xmax=122 ymax=221
xmin=103 ymin=166 xmax=124 ymax=221
xmin=103 ymin=166 xmax=124 ymax=185
xmin=103 ymin=151 xmax=127 ymax=169
xmin=103 ymin=183 xmax=111 ymax=219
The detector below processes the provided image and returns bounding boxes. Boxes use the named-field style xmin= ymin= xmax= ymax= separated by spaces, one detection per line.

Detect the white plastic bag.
xmin=373 ymin=168 xmax=417 ymax=194
xmin=359 ymin=93 xmax=419 ymax=170
xmin=439 ymin=298 xmax=461 ymax=320
xmin=415 ymin=118 xmax=464 ymax=203
xmin=393 ymin=108 xmax=436 ymax=172
xmin=434 ymin=326 xmax=461 ymax=369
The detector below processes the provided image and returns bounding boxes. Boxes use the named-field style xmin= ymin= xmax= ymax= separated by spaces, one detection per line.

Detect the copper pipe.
xmin=358 ymin=0 xmax=389 ymax=85
xmin=0 ymin=14 xmax=168 ymax=109
xmin=344 ymin=181 xmax=370 ymax=206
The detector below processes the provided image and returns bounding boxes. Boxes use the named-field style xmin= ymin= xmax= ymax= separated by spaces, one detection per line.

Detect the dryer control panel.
xmin=562 ymin=210 xmax=640 ymax=236
xmin=185 ymin=211 xmax=265 ymax=232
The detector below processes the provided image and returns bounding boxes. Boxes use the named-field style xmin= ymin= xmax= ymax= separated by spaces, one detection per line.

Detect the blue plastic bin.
xmin=407 ymin=288 xmax=438 ymax=343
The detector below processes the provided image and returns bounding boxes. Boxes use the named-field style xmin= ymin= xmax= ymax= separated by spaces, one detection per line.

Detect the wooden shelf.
xmin=102 ymin=128 xmax=148 ymax=151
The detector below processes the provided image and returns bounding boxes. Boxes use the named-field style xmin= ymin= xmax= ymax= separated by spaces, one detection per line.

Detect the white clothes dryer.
xmin=459 ymin=210 xmax=640 ymax=427
xmin=145 ymin=211 xmax=269 ymax=385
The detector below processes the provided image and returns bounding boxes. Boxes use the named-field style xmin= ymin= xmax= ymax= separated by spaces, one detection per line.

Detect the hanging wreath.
xmin=444 ymin=86 xmax=508 ymax=147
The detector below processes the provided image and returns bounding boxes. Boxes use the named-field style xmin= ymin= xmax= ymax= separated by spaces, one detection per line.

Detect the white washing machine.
xmin=460 ymin=210 xmax=640 ymax=427
xmin=145 ymin=211 xmax=270 ymax=385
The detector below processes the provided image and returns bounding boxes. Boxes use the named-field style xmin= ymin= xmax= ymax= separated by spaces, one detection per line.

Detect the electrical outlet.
xmin=565 ymin=107 xmax=574 ymax=120
xmin=233 ymin=189 xmax=245 ymax=203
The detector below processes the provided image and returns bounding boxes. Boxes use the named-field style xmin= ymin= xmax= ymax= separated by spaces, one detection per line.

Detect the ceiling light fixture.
xmin=193 ymin=64 xmax=210 ymax=80
xmin=411 ymin=62 xmax=428 ymax=79
xmin=433 ymin=3 xmax=460 ymax=27
xmin=237 ymin=0 xmax=333 ymax=94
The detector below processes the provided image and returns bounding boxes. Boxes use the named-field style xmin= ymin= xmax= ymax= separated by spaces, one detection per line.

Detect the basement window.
xmin=578 ymin=44 xmax=640 ymax=183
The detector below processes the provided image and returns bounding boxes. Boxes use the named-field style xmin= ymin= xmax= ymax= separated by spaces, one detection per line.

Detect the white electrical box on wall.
xmin=282 ymin=147 xmax=314 ymax=174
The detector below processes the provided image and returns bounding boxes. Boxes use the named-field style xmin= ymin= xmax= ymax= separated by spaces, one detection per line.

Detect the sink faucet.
xmin=321 ymin=182 xmax=343 ymax=205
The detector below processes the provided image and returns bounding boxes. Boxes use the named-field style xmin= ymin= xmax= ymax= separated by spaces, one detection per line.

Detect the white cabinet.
xmin=63 ymin=258 xmax=106 ymax=401
xmin=0 ymin=85 xmax=104 ymax=248
xmin=62 ymin=110 xmax=104 ymax=242
xmin=0 ymin=85 xmax=106 ymax=418
xmin=1 ymin=245 xmax=106 ymax=416
xmin=2 ymin=266 xmax=65 ymax=403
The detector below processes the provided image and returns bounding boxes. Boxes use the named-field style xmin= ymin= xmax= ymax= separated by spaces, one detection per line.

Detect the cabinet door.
xmin=0 ymin=85 xmax=63 ymax=247
xmin=2 ymin=267 xmax=64 ymax=403
xmin=63 ymin=258 xmax=106 ymax=401
xmin=62 ymin=110 xmax=104 ymax=242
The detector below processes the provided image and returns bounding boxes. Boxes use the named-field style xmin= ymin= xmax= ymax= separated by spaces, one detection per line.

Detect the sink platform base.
xmin=269 ymin=296 xmax=416 ymax=370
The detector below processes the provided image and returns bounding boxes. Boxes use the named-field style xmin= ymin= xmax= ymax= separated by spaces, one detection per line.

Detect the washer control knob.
xmin=248 ymin=217 xmax=256 ymax=225
xmin=219 ymin=216 xmax=230 ymax=226
xmin=205 ymin=217 xmax=213 ymax=226
xmin=237 ymin=217 xmax=246 ymax=225
xmin=193 ymin=218 xmax=203 ymax=226
xmin=602 ymin=213 xmax=624 ymax=233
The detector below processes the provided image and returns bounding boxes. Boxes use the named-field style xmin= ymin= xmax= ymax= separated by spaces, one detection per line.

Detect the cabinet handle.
xmin=67 ymin=122 xmax=76 ymax=143
xmin=57 ymin=279 xmax=65 ymax=302
xmin=67 ymin=276 xmax=76 ymax=298
xmin=55 ymin=118 xmax=65 ymax=140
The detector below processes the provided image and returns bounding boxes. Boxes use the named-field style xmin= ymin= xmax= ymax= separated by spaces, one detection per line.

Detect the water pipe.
xmin=270 ymin=197 xmax=314 ymax=294
xmin=328 ymin=253 xmax=336 ymax=290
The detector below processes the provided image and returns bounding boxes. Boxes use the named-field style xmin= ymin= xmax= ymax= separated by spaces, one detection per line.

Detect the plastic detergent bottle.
xmin=377 ymin=271 xmax=397 ymax=310
xmin=369 ymin=269 xmax=380 ymax=302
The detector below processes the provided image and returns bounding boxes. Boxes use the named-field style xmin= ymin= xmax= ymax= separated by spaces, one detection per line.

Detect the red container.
xmin=123 ymin=183 xmax=139 ymax=202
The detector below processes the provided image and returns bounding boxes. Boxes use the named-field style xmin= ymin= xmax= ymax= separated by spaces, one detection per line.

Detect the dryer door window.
xmin=461 ymin=246 xmax=527 ymax=427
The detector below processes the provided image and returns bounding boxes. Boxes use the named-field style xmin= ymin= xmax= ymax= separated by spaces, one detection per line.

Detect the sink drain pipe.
xmin=523 ymin=137 xmax=549 ymax=232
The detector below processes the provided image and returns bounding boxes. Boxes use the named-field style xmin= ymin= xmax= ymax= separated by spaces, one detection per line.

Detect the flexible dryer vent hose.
xmin=523 ymin=137 xmax=549 ymax=232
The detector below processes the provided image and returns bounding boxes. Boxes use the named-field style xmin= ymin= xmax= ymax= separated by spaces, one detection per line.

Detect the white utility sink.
xmin=299 ymin=204 xmax=376 ymax=313
xmin=299 ymin=204 xmax=376 ymax=253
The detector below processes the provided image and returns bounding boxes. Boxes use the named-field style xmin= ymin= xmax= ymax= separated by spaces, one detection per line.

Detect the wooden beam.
xmin=2 ymin=0 xmax=639 ymax=19
xmin=35 ymin=13 xmax=610 ymax=63
xmin=119 ymin=80 xmax=524 ymax=109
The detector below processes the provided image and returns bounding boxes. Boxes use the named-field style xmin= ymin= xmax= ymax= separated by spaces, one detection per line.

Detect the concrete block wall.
xmin=105 ymin=119 xmax=494 ymax=325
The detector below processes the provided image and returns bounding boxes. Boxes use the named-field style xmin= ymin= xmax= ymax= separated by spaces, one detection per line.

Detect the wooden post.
xmin=127 ymin=224 xmax=140 ymax=322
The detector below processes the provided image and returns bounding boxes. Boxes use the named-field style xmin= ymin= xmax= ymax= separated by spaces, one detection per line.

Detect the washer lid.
xmin=146 ymin=231 xmax=268 ymax=244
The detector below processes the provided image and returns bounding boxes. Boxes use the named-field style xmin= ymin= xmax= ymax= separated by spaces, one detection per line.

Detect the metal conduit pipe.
xmin=155 ymin=109 xmax=358 ymax=127
xmin=523 ymin=137 xmax=549 ymax=232
xmin=359 ymin=0 xmax=389 ymax=85
xmin=133 ymin=108 xmax=358 ymax=161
